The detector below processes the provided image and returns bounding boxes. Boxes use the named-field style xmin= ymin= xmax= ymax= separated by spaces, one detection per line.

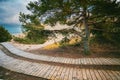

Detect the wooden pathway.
xmin=0 ymin=42 xmax=120 ymax=80
xmin=1 ymin=42 xmax=120 ymax=65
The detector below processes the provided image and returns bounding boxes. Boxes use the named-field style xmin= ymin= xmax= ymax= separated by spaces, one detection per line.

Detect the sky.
xmin=0 ymin=0 xmax=120 ymax=25
xmin=0 ymin=0 xmax=37 ymax=25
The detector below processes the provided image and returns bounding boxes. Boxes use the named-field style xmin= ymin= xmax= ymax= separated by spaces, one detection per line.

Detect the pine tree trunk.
xmin=83 ymin=16 xmax=90 ymax=55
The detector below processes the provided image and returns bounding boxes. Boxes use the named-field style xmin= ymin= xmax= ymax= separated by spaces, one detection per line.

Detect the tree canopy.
xmin=19 ymin=0 xmax=120 ymax=54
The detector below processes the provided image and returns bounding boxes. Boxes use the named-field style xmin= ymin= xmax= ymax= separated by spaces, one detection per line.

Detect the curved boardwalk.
xmin=0 ymin=42 xmax=120 ymax=80
xmin=1 ymin=42 xmax=120 ymax=65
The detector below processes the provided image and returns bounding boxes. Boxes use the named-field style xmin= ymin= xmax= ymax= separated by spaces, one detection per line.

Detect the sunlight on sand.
xmin=43 ymin=38 xmax=81 ymax=50
xmin=43 ymin=43 xmax=60 ymax=50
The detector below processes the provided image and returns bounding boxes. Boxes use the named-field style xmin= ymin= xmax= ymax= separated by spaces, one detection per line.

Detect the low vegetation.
xmin=13 ymin=37 xmax=45 ymax=44
xmin=0 ymin=26 xmax=12 ymax=42
xmin=13 ymin=28 xmax=50 ymax=44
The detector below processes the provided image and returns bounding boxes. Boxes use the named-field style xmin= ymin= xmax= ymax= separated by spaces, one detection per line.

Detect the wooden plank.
xmin=61 ymin=58 xmax=65 ymax=63
xmin=16 ymin=62 xmax=31 ymax=73
xmin=82 ymin=69 xmax=88 ymax=80
xmin=71 ymin=59 xmax=75 ymax=64
xmin=68 ymin=67 xmax=73 ymax=80
xmin=56 ymin=66 xmax=64 ymax=80
xmin=67 ymin=58 xmax=71 ymax=64
xmin=75 ymin=59 xmax=78 ymax=64
xmin=63 ymin=67 xmax=69 ymax=80
xmin=81 ymin=58 xmax=84 ymax=64
xmin=78 ymin=69 xmax=83 ymax=80
xmin=35 ymin=64 xmax=47 ymax=77
xmin=97 ymin=70 xmax=107 ymax=80
xmin=58 ymin=57 xmax=64 ymax=63
xmin=43 ymin=65 xmax=55 ymax=78
xmin=108 ymin=70 xmax=117 ymax=80
xmin=115 ymin=58 xmax=120 ymax=63
xmin=64 ymin=58 xmax=67 ymax=64
xmin=107 ymin=58 xmax=115 ymax=65
xmin=103 ymin=58 xmax=112 ymax=65
xmin=88 ymin=58 xmax=93 ymax=65
xmin=77 ymin=59 xmax=81 ymax=65
xmin=86 ymin=69 xmax=93 ymax=80
xmin=114 ymin=71 xmax=120 ymax=79
xmin=93 ymin=69 xmax=102 ymax=80
xmin=8 ymin=61 xmax=21 ymax=69
xmin=40 ymin=65 xmax=52 ymax=77
xmin=60 ymin=67 xmax=66 ymax=80
xmin=50 ymin=66 xmax=60 ymax=80
xmin=111 ymin=58 xmax=120 ymax=65
xmin=85 ymin=58 xmax=90 ymax=65
xmin=49 ymin=65 xmax=58 ymax=79
xmin=94 ymin=58 xmax=100 ymax=65
xmin=82 ymin=58 xmax=86 ymax=64
xmin=96 ymin=58 xmax=102 ymax=65
xmin=25 ymin=63 xmax=38 ymax=75
xmin=38 ymin=64 xmax=49 ymax=77
xmin=55 ymin=66 xmax=64 ymax=80
xmin=53 ymin=66 xmax=61 ymax=80
xmin=55 ymin=57 xmax=59 ymax=62
xmin=31 ymin=64 xmax=43 ymax=76
xmin=91 ymin=58 xmax=97 ymax=65
xmin=63 ymin=67 xmax=68 ymax=80
xmin=72 ymin=68 xmax=78 ymax=80
xmin=100 ymin=58 xmax=106 ymax=65
xmin=66 ymin=58 xmax=71 ymax=64
xmin=89 ymin=69 xmax=97 ymax=80
xmin=104 ymin=58 xmax=113 ymax=65
xmin=49 ymin=57 xmax=55 ymax=62
xmin=29 ymin=64 xmax=41 ymax=75
xmin=101 ymin=70 xmax=112 ymax=80
xmin=54 ymin=57 xmax=58 ymax=63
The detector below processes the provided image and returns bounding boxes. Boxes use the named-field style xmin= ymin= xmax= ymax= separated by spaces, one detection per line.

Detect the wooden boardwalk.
xmin=1 ymin=42 xmax=120 ymax=65
xmin=0 ymin=42 xmax=120 ymax=80
xmin=0 ymin=50 xmax=120 ymax=80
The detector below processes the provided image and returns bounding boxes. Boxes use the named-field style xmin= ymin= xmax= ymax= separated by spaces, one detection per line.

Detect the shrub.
xmin=25 ymin=29 xmax=49 ymax=44
xmin=0 ymin=26 xmax=12 ymax=42
xmin=27 ymin=30 xmax=49 ymax=40
xmin=13 ymin=37 xmax=45 ymax=44
xmin=13 ymin=27 xmax=51 ymax=44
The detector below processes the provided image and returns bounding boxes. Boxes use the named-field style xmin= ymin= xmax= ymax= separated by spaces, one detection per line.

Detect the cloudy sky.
xmin=0 ymin=0 xmax=37 ymax=25
xmin=0 ymin=0 xmax=120 ymax=25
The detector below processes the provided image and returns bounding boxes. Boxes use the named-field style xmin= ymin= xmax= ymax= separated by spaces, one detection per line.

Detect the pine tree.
xmin=19 ymin=0 xmax=120 ymax=54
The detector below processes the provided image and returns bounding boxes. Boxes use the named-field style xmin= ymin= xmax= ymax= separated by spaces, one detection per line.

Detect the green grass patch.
xmin=13 ymin=37 xmax=46 ymax=44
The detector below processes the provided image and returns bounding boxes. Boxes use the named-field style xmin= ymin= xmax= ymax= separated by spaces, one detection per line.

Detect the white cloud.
xmin=0 ymin=0 xmax=37 ymax=24
xmin=1 ymin=0 xmax=119 ymax=25
xmin=3 ymin=14 xmax=19 ymax=24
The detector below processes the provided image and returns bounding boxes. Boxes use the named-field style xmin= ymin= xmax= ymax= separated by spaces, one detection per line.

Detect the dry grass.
xmin=43 ymin=43 xmax=60 ymax=50
xmin=28 ymin=42 xmax=120 ymax=58
xmin=43 ymin=38 xmax=80 ymax=50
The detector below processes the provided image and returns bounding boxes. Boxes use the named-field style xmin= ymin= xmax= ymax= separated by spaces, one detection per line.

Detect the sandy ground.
xmin=11 ymin=34 xmax=63 ymax=51
xmin=9 ymin=33 xmax=120 ymax=58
